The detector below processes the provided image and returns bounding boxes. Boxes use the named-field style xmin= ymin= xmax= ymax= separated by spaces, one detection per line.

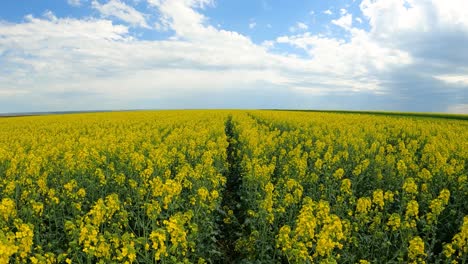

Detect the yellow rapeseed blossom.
xmin=403 ymin=178 xmax=418 ymax=195
xmin=31 ymin=201 xmax=44 ymax=216
xmin=340 ymin=179 xmax=352 ymax=195
xmin=406 ymin=200 xmax=419 ymax=219
xmin=443 ymin=244 xmax=455 ymax=258
xmin=276 ymin=225 xmax=292 ymax=252
xmin=0 ymin=198 xmax=16 ymax=221
xmin=15 ymin=222 xmax=34 ymax=259
xmin=384 ymin=191 xmax=394 ymax=203
xmin=0 ymin=110 xmax=466 ymax=263
xmin=449 ymin=216 xmax=468 ymax=259
xmin=387 ymin=213 xmax=401 ymax=231
xmin=149 ymin=229 xmax=167 ymax=261
xmin=197 ymin=187 xmax=209 ymax=202
xmin=372 ymin=189 xmax=385 ymax=209
xmin=333 ymin=168 xmax=345 ymax=180
xmin=408 ymin=236 xmax=426 ymax=263
xmin=356 ymin=197 xmax=372 ymax=214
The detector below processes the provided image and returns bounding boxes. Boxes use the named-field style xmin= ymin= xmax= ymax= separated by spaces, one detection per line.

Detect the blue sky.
xmin=0 ymin=0 xmax=467 ymax=113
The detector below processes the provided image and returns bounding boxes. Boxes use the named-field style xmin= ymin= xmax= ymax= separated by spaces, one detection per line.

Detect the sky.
xmin=0 ymin=0 xmax=467 ymax=113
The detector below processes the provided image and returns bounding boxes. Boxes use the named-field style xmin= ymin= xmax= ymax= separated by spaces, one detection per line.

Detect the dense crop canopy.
xmin=0 ymin=110 xmax=466 ymax=263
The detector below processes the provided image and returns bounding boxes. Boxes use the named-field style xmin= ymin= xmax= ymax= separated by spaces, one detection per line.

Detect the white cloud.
xmin=43 ymin=10 xmax=58 ymax=21
xmin=297 ymin=22 xmax=308 ymax=30
xmin=276 ymin=30 xmax=411 ymax=74
xmin=340 ymin=8 xmax=347 ymax=15
xmin=360 ymin=0 xmax=468 ymax=41
xmin=0 ymin=0 xmax=388 ymax=112
xmin=359 ymin=0 xmax=468 ymax=68
xmin=289 ymin=22 xmax=308 ymax=32
xmin=67 ymin=0 xmax=83 ymax=6
xmin=249 ymin=22 xmax=256 ymax=29
xmin=323 ymin=9 xmax=333 ymax=15
xmin=261 ymin=40 xmax=274 ymax=49
xmin=447 ymin=104 xmax=468 ymax=114
xmin=0 ymin=11 xmax=293 ymax=105
xmin=356 ymin=17 xmax=363 ymax=23
xmin=332 ymin=13 xmax=353 ymax=30
xmin=0 ymin=0 xmax=467 ymax=112
xmin=92 ymin=0 xmax=150 ymax=28
xmin=434 ymin=74 xmax=468 ymax=86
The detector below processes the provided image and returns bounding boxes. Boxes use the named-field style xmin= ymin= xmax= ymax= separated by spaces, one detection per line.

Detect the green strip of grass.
xmin=267 ymin=109 xmax=468 ymax=121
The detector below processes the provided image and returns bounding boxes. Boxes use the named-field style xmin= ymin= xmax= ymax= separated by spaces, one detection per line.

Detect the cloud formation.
xmin=332 ymin=13 xmax=353 ymax=30
xmin=0 ymin=0 xmax=467 ymax=113
xmin=92 ymin=0 xmax=150 ymax=28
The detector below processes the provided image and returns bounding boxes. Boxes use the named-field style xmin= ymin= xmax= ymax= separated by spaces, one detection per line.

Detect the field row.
xmin=0 ymin=111 xmax=467 ymax=263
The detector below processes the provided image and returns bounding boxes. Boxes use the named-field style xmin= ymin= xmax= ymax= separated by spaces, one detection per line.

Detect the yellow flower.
xmin=64 ymin=180 xmax=77 ymax=192
xmin=418 ymin=168 xmax=432 ymax=181
xmin=340 ymin=179 xmax=352 ymax=195
xmin=276 ymin=225 xmax=292 ymax=252
xmin=356 ymin=197 xmax=372 ymax=214
xmin=315 ymin=159 xmax=323 ymax=170
xmin=421 ymin=183 xmax=428 ymax=192
xmin=77 ymin=188 xmax=86 ymax=198
xmin=384 ymin=191 xmax=394 ymax=203
xmin=0 ymin=238 xmax=18 ymax=263
xmin=163 ymin=212 xmax=192 ymax=255
xmin=439 ymin=189 xmax=450 ymax=204
xmin=450 ymin=216 xmax=468 ymax=259
xmin=406 ymin=200 xmax=419 ymax=219
xmin=15 ymin=222 xmax=34 ymax=259
xmin=403 ymin=178 xmax=418 ymax=195
xmin=397 ymin=160 xmax=407 ymax=175
xmin=261 ymin=182 xmax=275 ymax=223
xmin=197 ymin=187 xmax=209 ymax=202
xmin=31 ymin=201 xmax=44 ymax=216
xmin=333 ymin=168 xmax=345 ymax=180
xmin=372 ymin=189 xmax=384 ymax=209
xmin=443 ymin=244 xmax=455 ymax=258
xmin=408 ymin=236 xmax=426 ymax=261
xmin=295 ymin=198 xmax=317 ymax=241
xmin=150 ymin=230 xmax=167 ymax=260
xmin=211 ymin=190 xmax=219 ymax=200
xmin=0 ymin=198 xmax=17 ymax=221
xmin=387 ymin=213 xmax=401 ymax=231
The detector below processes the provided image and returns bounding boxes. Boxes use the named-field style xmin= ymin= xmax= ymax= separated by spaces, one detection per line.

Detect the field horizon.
xmin=1 ymin=110 xmax=466 ymax=263
xmin=2 ymin=109 xmax=468 ymax=121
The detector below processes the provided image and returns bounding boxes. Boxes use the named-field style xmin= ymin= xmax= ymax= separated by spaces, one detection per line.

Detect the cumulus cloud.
xmin=323 ymin=9 xmax=333 ymax=15
xmin=360 ymin=0 xmax=468 ymax=65
xmin=92 ymin=0 xmax=150 ymax=28
xmin=289 ymin=22 xmax=308 ymax=32
xmin=0 ymin=0 xmax=467 ymax=113
xmin=297 ymin=22 xmax=308 ymax=30
xmin=0 ymin=7 xmax=297 ymax=111
xmin=332 ymin=13 xmax=353 ymax=30
xmin=276 ymin=30 xmax=411 ymax=80
xmin=274 ymin=0 xmax=468 ymax=112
